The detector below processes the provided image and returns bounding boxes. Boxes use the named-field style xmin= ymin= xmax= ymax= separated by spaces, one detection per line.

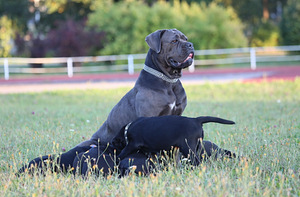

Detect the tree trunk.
xmin=263 ymin=0 xmax=269 ymax=20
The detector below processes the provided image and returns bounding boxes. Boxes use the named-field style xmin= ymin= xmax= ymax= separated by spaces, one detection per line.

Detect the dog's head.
xmin=111 ymin=126 xmax=127 ymax=150
xmin=145 ymin=29 xmax=194 ymax=79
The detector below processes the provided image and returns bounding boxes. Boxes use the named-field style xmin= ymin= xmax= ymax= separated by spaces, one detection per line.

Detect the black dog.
xmin=72 ymin=145 xmax=119 ymax=177
xmin=73 ymin=145 xmax=155 ymax=177
xmin=119 ymin=152 xmax=157 ymax=177
xmin=198 ymin=140 xmax=237 ymax=161
xmin=112 ymin=116 xmax=235 ymax=165
xmin=16 ymin=146 xmax=91 ymax=176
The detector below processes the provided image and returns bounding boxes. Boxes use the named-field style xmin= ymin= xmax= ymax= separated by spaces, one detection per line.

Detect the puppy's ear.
xmin=145 ymin=29 xmax=166 ymax=53
xmin=112 ymin=137 xmax=126 ymax=150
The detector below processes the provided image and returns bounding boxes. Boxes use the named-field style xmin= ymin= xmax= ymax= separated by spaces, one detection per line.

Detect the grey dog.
xmin=78 ymin=29 xmax=194 ymax=147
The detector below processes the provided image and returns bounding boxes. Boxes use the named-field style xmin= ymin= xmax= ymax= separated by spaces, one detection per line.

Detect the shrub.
xmin=250 ymin=21 xmax=281 ymax=47
xmin=88 ymin=0 xmax=247 ymax=55
xmin=46 ymin=19 xmax=105 ymax=57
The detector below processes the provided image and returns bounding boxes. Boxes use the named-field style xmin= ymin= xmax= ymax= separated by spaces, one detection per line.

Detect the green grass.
xmin=0 ymin=80 xmax=299 ymax=196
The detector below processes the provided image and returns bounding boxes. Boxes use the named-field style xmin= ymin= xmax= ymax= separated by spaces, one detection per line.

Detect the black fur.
xmin=112 ymin=115 xmax=235 ymax=165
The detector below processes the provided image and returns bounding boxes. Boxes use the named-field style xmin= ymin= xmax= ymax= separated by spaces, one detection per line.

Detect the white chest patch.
xmin=168 ymin=101 xmax=176 ymax=110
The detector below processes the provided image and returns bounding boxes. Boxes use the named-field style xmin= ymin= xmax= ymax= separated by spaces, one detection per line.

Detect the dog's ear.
xmin=145 ymin=29 xmax=166 ymax=53
xmin=112 ymin=137 xmax=126 ymax=150
xmin=111 ymin=127 xmax=127 ymax=150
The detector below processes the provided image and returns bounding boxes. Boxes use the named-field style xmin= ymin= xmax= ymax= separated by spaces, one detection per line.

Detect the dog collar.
xmin=143 ymin=65 xmax=179 ymax=83
xmin=124 ymin=122 xmax=132 ymax=145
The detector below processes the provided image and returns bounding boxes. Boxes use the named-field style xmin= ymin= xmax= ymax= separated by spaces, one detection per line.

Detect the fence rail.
xmin=1 ymin=45 xmax=300 ymax=80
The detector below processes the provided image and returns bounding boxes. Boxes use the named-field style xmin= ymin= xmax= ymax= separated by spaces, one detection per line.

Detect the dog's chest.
xmin=168 ymin=101 xmax=176 ymax=111
xmin=164 ymin=86 xmax=186 ymax=115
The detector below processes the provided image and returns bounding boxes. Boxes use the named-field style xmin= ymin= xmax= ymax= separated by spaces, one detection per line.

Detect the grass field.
xmin=0 ymin=80 xmax=299 ymax=196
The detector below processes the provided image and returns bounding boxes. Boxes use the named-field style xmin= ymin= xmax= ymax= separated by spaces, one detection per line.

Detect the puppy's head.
xmin=145 ymin=29 xmax=194 ymax=79
xmin=111 ymin=126 xmax=127 ymax=150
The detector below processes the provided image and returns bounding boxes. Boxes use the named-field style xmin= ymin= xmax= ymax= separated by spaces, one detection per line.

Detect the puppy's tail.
xmin=197 ymin=116 xmax=235 ymax=125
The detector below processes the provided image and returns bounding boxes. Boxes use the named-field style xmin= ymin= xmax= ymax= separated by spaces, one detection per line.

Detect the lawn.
xmin=0 ymin=80 xmax=299 ymax=196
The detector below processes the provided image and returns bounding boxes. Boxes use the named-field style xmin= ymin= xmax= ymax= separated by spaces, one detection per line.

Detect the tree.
xmin=0 ymin=0 xmax=95 ymax=58
xmin=280 ymin=0 xmax=300 ymax=45
xmin=0 ymin=0 xmax=31 ymax=34
xmin=88 ymin=0 xmax=247 ymax=55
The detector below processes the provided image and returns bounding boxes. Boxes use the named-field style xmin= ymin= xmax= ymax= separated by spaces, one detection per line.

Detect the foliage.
xmin=88 ymin=0 xmax=247 ymax=55
xmin=0 ymin=0 xmax=31 ymax=34
xmin=178 ymin=1 xmax=247 ymax=50
xmin=0 ymin=16 xmax=14 ymax=57
xmin=280 ymin=0 xmax=300 ymax=45
xmin=46 ymin=19 xmax=105 ymax=57
xmin=36 ymin=0 xmax=94 ymax=33
xmin=0 ymin=0 xmax=95 ymax=58
xmin=0 ymin=80 xmax=299 ymax=196
xmin=1 ymin=0 xmax=299 ymax=57
xmin=250 ymin=21 xmax=281 ymax=47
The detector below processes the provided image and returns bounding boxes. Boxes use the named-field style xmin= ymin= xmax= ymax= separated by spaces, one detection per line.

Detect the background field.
xmin=0 ymin=80 xmax=299 ymax=196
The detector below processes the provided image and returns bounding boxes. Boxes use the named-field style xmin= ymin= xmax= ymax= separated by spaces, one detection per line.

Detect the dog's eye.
xmin=172 ymin=40 xmax=178 ymax=43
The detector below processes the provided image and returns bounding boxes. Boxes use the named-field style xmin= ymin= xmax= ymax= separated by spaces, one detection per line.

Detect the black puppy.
xmin=73 ymin=145 xmax=118 ymax=177
xmin=198 ymin=140 xmax=237 ymax=161
xmin=16 ymin=146 xmax=91 ymax=176
xmin=73 ymin=146 xmax=155 ymax=177
xmin=119 ymin=152 xmax=157 ymax=177
xmin=112 ymin=116 xmax=235 ymax=165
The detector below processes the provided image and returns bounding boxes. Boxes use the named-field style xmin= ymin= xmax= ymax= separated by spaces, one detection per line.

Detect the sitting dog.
xmin=78 ymin=29 xmax=194 ymax=147
xmin=112 ymin=115 xmax=235 ymax=165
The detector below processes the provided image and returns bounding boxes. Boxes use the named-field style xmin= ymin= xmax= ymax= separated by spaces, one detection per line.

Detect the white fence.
xmin=1 ymin=45 xmax=300 ymax=80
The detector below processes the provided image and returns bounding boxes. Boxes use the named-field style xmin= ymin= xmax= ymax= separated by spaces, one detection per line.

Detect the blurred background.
xmin=0 ymin=0 xmax=299 ymax=81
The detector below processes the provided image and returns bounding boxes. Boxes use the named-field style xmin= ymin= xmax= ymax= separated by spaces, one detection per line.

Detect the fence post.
xmin=4 ymin=58 xmax=9 ymax=80
xmin=250 ymin=48 xmax=256 ymax=70
xmin=67 ymin=57 xmax=73 ymax=78
xmin=128 ymin=55 xmax=134 ymax=75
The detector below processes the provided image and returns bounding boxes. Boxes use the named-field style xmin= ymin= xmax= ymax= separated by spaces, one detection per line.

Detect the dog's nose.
xmin=187 ymin=42 xmax=193 ymax=49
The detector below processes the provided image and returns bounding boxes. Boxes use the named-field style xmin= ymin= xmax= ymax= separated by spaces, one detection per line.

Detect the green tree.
xmin=88 ymin=0 xmax=247 ymax=55
xmin=280 ymin=0 xmax=300 ymax=45
xmin=250 ymin=21 xmax=280 ymax=47
xmin=188 ymin=0 xmax=288 ymax=46
xmin=0 ymin=0 xmax=31 ymax=34
xmin=177 ymin=1 xmax=247 ymax=49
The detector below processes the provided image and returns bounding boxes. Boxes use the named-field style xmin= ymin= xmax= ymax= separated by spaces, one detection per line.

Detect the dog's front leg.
xmin=118 ymin=144 xmax=138 ymax=160
xmin=173 ymin=82 xmax=187 ymax=116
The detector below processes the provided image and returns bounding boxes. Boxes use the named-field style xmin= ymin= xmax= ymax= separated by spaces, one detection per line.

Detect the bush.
xmin=88 ymin=0 xmax=247 ymax=55
xmin=280 ymin=0 xmax=300 ymax=45
xmin=250 ymin=21 xmax=281 ymax=47
xmin=46 ymin=19 xmax=105 ymax=57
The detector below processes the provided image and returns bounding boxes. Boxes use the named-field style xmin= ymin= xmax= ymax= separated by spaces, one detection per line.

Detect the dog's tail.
xmin=197 ymin=116 xmax=235 ymax=125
